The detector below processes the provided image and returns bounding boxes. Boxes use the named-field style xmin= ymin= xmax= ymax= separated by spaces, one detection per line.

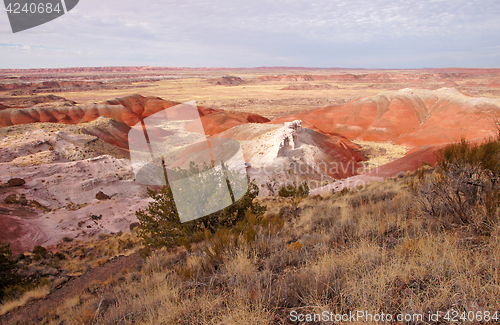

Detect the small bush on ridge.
xmin=278 ymin=181 xmax=309 ymax=198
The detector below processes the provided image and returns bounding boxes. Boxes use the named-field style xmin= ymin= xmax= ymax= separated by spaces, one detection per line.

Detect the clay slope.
xmin=0 ymin=94 xmax=218 ymax=127
xmin=0 ymin=94 xmax=270 ymax=148
xmin=83 ymin=117 xmax=132 ymax=149
xmin=272 ymin=88 xmax=500 ymax=147
xmin=189 ymin=111 xmax=270 ymax=136
xmin=213 ymin=121 xmax=364 ymax=196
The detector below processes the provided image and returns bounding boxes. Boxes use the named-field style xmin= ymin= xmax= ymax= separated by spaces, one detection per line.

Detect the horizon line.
xmin=1 ymin=66 xmax=500 ymax=73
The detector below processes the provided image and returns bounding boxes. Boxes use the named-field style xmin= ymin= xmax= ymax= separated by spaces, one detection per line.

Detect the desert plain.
xmin=2 ymin=66 xmax=500 ymax=323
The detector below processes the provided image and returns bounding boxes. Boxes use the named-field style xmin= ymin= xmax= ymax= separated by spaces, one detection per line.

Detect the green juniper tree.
xmin=136 ymin=163 xmax=265 ymax=249
xmin=0 ymin=243 xmax=19 ymax=301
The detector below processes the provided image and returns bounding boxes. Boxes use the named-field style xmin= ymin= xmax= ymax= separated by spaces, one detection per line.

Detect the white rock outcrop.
xmin=276 ymin=120 xmax=302 ymax=156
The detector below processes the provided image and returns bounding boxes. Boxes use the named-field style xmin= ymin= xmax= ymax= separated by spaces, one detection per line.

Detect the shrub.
xmin=136 ymin=174 xmax=265 ymax=249
xmin=32 ymin=245 xmax=47 ymax=256
xmin=278 ymin=181 xmax=309 ymax=198
xmin=129 ymin=222 xmax=141 ymax=231
xmin=0 ymin=243 xmax=19 ymax=301
xmin=415 ymin=137 xmax=500 ymax=235
xmin=0 ymin=285 xmax=50 ymax=315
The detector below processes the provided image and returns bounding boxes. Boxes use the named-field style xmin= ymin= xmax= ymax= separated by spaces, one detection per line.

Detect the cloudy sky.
xmin=1 ymin=0 xmax=499 ymax=69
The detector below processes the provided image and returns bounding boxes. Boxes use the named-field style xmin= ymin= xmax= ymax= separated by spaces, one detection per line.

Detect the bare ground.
xmin=0 ymin=253 xmax=144 ymax=324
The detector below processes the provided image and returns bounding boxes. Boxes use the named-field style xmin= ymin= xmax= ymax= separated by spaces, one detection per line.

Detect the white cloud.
xmin=0 ymin=0 xmax=499 ymax=68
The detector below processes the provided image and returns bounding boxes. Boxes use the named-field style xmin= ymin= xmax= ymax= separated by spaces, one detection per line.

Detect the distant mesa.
xmin=257 ymin=75 xmax=317 ymax=82
xmin=254 ymin=71 xmax=500 ymax=86
xmin=328 ymin=74 xmax=358 ymax=81
xmin=281 ymin=83 xmax=337 ymax=90
xmin=0 ymin=66 xmax=250 ymax=74
xmin=280 ymin=75 xmax=315 ymax=82
xmin=256 ymin=73 xmax=418 ymax=82
xmin=0 ymin=94 xmax=75 ymax=109
xmin=0 ymin=80 xmax=114 ymax=95
xmin=208 ymin=76 xmax=245 ymax=86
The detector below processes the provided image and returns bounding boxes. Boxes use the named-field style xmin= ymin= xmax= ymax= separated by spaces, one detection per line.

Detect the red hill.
xmin=271 ymin=88 xmax=500 ymax=148
xmin=0 ymin=94 xmax=270 ymax=149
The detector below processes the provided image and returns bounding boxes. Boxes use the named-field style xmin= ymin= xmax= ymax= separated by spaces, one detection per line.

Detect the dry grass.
xmin=22 ymin=174 xmax=498 ymax=324
xmin=0 ymin=285 xmax=50 ymax=316
xmin=60 ymin=231 xmax=143 ymax=276
xmin=0 ymin=231 xmax=144 ymax=321
xmin=352 ymin=140 xmax=409 ymax=171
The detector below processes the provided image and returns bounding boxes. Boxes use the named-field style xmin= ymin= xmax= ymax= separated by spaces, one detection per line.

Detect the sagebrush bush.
xmin=414 ymin=137 xmax=500 ymax=235
xmin=278 ymin=181 xmax=309 ymax=198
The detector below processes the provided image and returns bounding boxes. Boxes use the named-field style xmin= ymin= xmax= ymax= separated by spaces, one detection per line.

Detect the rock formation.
xmin=271 ymin=88 xmax=500 ymax=147
xmin=7 ymin=178 xmax=25 ymax=187
xmin=276 ymin=120 xmax=302 ymax=156
xmin=213 ymin=120 xmax=365 ymax=196
xmin=0 ymin=94 xmax=218 ymax=128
